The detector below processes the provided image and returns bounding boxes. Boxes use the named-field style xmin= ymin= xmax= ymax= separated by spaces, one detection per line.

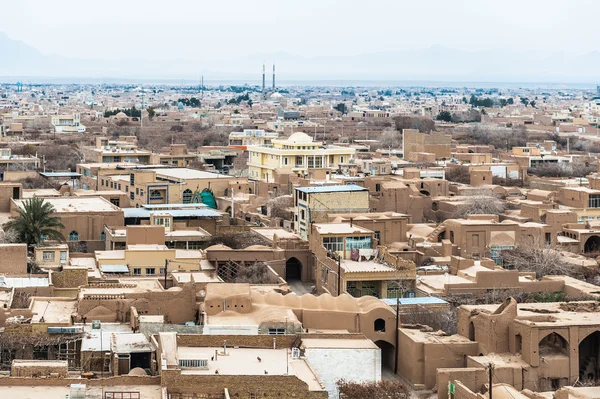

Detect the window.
xmin=590 ymin=194 xmax=600 ymax=208
xmin=268 ymin=328 xmax=286 ymax=335
xmin=60 ymin=251 xmax=67 ymax=262
xmin=345 ymin=236 xmax=371 ymax=250
xmin=100 ymin=232 xmax=105 ymax=241
xmin=146 ymin=268 xmax=156 ymax=275
xmin=346 ymin=281 xmax=360 ymax=297
xmin=284 ymin=157 xmax=288 ymax=165
xmin=42 ymin=251 xmax=55 ymax=262
xmin=374 ymin=318 xmax=386 ymax=332
xmin=125 ymin=186 xmax=129 ymax=192
xmin=136 ymin=188 xmax=139 ymax=195
xmin=130 ymin=192 xmax=135 ymax=200
xmin=68 ymin=231 xmax=79 ymax=241
xmin=133 ymin=268 xmax=142 ymax=275
xmin=140 ymin=189 xmax=144 ymax=197
xmin=323 ymin=236 xmax=344 ymax=252
xmin=300 ymin=209 xmax=305 ymax=220
xmin=160 ymin=268 xmax=166 ymax=275
xmin=130 ymin=174 xmax=135 ymax=185
xmin=183 ymin=189 xmax=193 ymax=203
xmin=295 ymin=156 xmax=303 ymax=167
xmin=361 ymin=282 xmax=378 ymax=297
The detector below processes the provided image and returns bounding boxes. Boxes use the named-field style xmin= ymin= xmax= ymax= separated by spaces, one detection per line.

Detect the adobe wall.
xmin=50 ymin=268 xmax=88 ymax=288
xmin=0 ymin=375 xmax=160 ymax=386
xmin=174 ymin=334 xmax=295 ymax=348
xmin=126 ymin=225 xmax=165 ymax=245
xmin=437 ymin=367 xmax=488 ymax=399
xmin=11 ymin=361 xmax=68 ymax=377
xmin=78 ymin=284 xmax=197 ymax=324
xmin=0 ymin=244 xmax=27 ymax=274
xmin=161 ymin=370 xmax=327 ymax=399
xmin=398 ymin=329 xmax=479 ymax=389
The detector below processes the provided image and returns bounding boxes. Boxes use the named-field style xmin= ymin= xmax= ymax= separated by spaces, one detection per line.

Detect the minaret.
xmin=262 ymin=63 xmax=266 ymax=94
xmin=272 ymin=64 xmax=276 ymax=91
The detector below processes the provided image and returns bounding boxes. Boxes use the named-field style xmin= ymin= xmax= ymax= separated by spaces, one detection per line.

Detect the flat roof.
xmin=313 ymin=223 xmax=373 ymax=235
xmin=112 ymin=333 xmax=154 ymax=353
xmin=177 ymin=347 xmax=291 ymax=376
xmin=123 ymin=208 xmax=222 ymax=218
xmin=301 ymin=338 xmax=378 ymax=349
xmin=40 ymin=172 xmax=82 ymax=178
xmin=31 ymin=299 xmax=77 ymax=324
xmin=14 ymin=197 xmax=121 ymax=213
xmin=0 ymin=277 xmax=49 ymax=288
xmin=296 ymin=185 xmax=368 ymax=194
xmin=151 ymin=168 xmax=228 ymax=180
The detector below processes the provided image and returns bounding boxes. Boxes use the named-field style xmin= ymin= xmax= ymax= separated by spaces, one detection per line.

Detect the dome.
xmin=270 ymin=92 xmax=283 ymax=99
xmin=287 ymin=132 xmax=313 ymax=144
xmin=114 ymin=112 xmax=128 ymax=119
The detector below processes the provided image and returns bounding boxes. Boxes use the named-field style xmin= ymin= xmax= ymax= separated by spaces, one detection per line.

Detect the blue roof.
xmin=123 ymin=208 xmax=222 ymax=218
xmin=381 ymin=297 xmax=448 ymax=306
xmin=295 ymin=185 xmax=367 ymax=194
xmin=143 ymin=203 xmax=207 ymax=209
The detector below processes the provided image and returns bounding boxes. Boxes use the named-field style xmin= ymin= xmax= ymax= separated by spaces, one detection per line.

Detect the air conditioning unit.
xmin=291 ymin=348 xmax=301 ymax=359
xmin=92 ymin=320 xmax=101 ymax=329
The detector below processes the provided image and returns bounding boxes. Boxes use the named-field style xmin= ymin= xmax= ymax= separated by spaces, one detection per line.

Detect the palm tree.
xmin=3 ymin=197 xmax=65 ymax=250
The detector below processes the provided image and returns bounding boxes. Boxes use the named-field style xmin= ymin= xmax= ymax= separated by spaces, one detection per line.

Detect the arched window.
xmin=69 ymin=231 xmax=79 ymax=241
xmin=182 ymin=189 xmax=193 ymax=204
xmin=374 ymin=318 xmax=386 ymax=332
xmin=224 ymin=188 xmax=229 ymax=197
xmin=100 ymin=232 xmax=105 ymax=241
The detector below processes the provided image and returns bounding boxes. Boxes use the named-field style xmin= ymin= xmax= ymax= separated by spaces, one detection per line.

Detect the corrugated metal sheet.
xmin=99 ymin=264 xmax=130 ymax=273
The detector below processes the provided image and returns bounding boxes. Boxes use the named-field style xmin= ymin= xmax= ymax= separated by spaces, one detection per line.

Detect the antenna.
xmin=262 ymin=62 xmax=266 ymax=94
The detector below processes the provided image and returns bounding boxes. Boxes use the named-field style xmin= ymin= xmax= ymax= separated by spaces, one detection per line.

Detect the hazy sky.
xmin=3 ymin=0 xmax=600 ymax=60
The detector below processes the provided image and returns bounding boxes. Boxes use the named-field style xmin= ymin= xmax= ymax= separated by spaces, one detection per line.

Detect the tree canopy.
xmin=3 ymin=197 xmax=65 ymax=250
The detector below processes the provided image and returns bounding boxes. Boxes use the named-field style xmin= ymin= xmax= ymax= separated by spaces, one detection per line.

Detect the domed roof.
xmin=287 ymin=132 xmax=313 ymax=144
xmin=270 ymin=92 xmax=283 ymax=99
xmin=114 ymin=111 xmax=128 ymax=119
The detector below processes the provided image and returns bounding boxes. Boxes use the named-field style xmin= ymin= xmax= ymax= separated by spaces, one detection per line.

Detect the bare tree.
xmin=268 ymin=195 xmax=294 ymax=219
xmin=500 ymin=236 xmax=584 ymax=279
xmin=233 ymin=262 xmax=280 ymax=284
xmin=377 ymin=129 xmax=401 ymax=149
xmin=453 ymin=190 xmax=506 ymax=219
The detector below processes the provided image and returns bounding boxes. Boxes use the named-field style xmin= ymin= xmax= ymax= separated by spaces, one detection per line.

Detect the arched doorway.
xmin=585 ymin=236 xmax=600 ymax=253
xmin=579 ymin=331 xmax=600 ymax=382
xmin=539 ymin=332 xmax=568 ymax=356
xmin=374 ymin=340 xmax=395 ymax=372
xmin=468 ymin=322 xmax=475 ymax=341
xmin=285 ymin=257 xmax=302 ymax=281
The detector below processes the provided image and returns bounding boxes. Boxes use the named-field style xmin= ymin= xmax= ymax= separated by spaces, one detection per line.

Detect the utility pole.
xmin=337 ymin=254 xmax=341 ymax=296
xmin=394 ymin=290 xmax=399 ymax=375
xmin=488 ymin=362 xmax=494 ymax=399
xmin=231 ymin=188 xmax=234 ymax=219
xmin=164 ymin=259 xmax=168 ymax=289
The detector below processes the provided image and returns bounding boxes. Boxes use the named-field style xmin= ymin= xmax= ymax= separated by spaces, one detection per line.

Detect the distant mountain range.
xmin=1 ymin=32 xmax=599 ymax=85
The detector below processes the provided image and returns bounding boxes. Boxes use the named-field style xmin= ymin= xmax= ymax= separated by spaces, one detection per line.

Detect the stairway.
xmin=426 ymin=223 xmax=446 ymax=242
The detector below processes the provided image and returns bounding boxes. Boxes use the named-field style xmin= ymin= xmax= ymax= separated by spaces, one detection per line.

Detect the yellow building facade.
xmin=247 ymin=132 xmax=355 ymax=182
